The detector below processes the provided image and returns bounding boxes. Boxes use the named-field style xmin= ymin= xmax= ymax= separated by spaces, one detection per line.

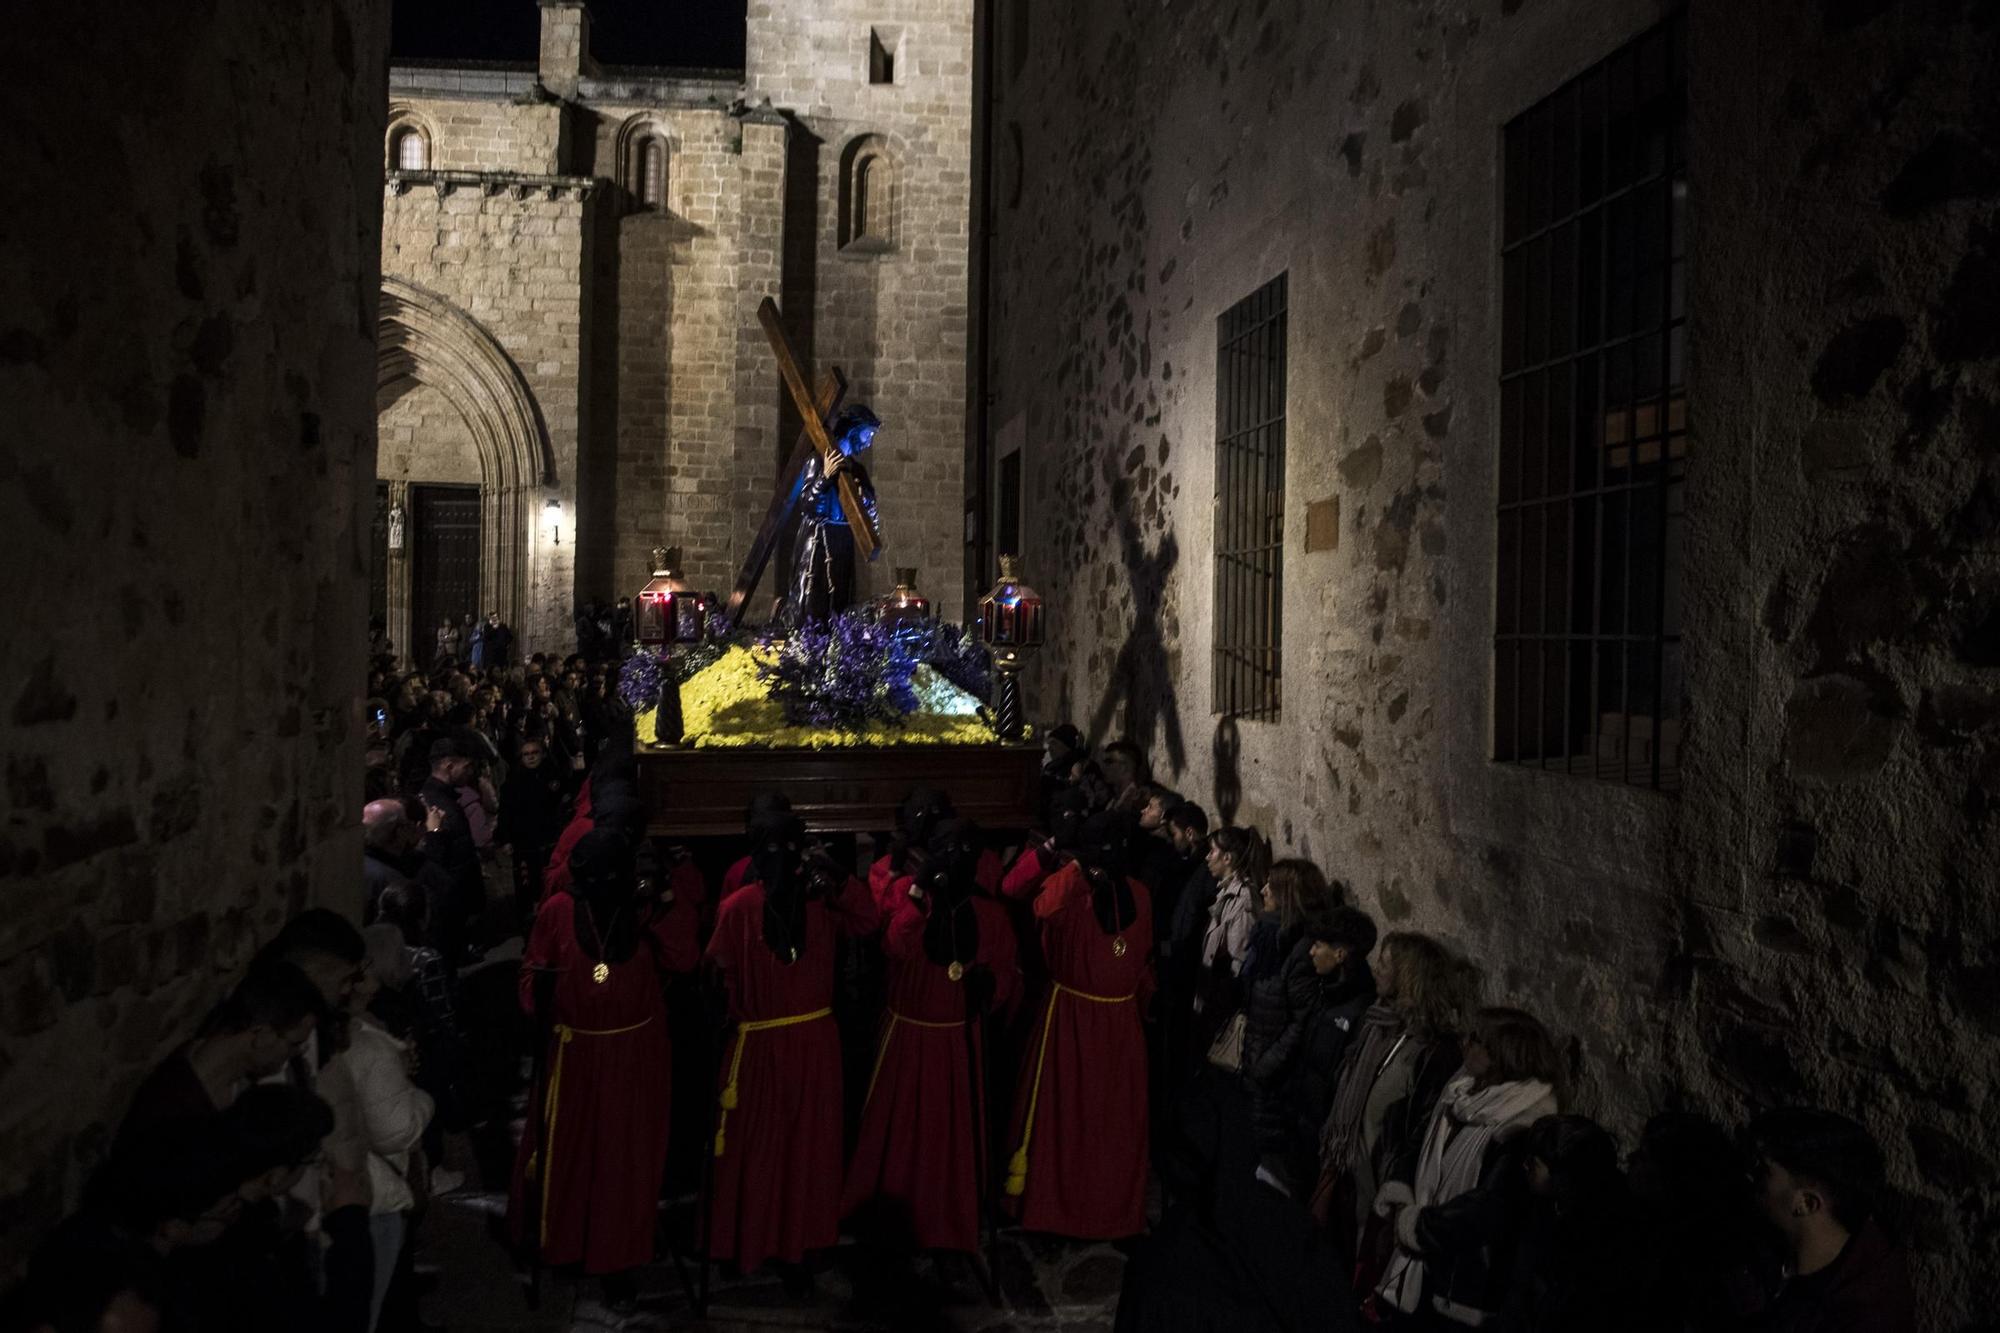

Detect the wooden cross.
xmin=718 ymin=297 xmax=882 ymax=628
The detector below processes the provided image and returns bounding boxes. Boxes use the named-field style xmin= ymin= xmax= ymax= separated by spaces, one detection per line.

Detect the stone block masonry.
xmin=0 ymin=0 xmax=389 ymax=1273
xmin=984 ymin=0 xmax=2000 ymax=1322
xmin=382 ymin=0 xmax=978 ymax=632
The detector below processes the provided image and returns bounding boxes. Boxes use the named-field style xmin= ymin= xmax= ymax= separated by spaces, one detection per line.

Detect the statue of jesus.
xmin=782 ymin=405 xmax=882 ymax=627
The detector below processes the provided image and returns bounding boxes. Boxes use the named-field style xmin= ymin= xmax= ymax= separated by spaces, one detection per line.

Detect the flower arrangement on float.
xmin=620 ymin=609 xmax=1012 ymax=750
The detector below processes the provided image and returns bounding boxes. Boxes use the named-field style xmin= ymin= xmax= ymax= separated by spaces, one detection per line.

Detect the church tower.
xmin=745 ymin=0 xmax=977 ymax=620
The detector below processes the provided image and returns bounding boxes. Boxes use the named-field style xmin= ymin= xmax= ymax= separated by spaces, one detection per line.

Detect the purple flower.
xmin=756 ymin=610 xmax=923 ymax=728
xmin=616 ymin=649 xmax=667 ymax=711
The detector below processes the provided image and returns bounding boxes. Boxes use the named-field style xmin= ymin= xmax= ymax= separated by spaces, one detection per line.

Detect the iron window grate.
xmin=1213 ymin=272 xmax=1288 ymax=722
xmin=1494 ymin=11 xmax=1687 ymax=791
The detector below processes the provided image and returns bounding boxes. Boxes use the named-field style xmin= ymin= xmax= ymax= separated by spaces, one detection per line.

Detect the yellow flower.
xmin=640 ymin=645 xmax=1006 ymax=749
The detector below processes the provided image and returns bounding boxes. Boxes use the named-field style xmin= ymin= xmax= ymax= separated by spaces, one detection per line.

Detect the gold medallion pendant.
xmin=1112 ymin=936 xmax=1129 ymax=958
xmin=947 ymin=960 xmax=966 ymax=982
xmin=592 ymin=961 xmax=610 ymax=984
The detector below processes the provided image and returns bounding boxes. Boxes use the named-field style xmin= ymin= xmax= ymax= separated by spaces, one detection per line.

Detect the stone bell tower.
xmin=743 ymin=0 xmax=977 ymax=621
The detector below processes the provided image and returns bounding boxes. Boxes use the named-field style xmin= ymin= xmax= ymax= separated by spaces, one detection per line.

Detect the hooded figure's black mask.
xmin=920 ymin=818 xmax=982 ymax=970
xmin=1048 ymin=787 xmax=1090 ymax=852
xmin=752 ymin=814 xmax=810 ymax=962
xmin=893 ymin=787 xmax=955 ymax=874
xmin=1077 ymin=812 xmax=1138 ymax=937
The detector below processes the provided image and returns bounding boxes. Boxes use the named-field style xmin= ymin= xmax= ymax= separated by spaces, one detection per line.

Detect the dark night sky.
xmin=392 ymin=0 xmax=748 ymax=69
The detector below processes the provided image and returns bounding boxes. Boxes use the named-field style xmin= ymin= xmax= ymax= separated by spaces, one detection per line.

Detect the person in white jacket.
xmin=336 ymin=924 xmax=437 ymax=1333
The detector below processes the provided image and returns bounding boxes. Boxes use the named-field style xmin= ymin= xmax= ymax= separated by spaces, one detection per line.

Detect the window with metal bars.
xmin=1494 ymin=12 xmax=1687 ymax=790
xmin=1213 ymin=273 xmax=1287 ymax=722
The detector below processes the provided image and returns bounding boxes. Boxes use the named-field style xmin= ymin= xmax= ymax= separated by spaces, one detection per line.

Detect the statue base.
xmin=634 ymin=743 xmax=1042 ymax=836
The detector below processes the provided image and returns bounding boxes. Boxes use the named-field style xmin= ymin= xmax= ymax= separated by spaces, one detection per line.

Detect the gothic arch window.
xmin=615 ymin=118 xmax=674 ymax=214
xmin=639 ymin=138 xmax=666 ymax=209
xmin=839 ymin=133 xmax=897 ymax=252
xmin=394 ymin=128 xmax=429 ymax=171
xmin=386 ymin=106 xmax=436 ymax=173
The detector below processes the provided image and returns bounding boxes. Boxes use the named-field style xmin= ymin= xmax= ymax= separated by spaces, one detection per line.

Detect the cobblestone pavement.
xmin=416 ymin=1180 xmax=1128 ymax=1332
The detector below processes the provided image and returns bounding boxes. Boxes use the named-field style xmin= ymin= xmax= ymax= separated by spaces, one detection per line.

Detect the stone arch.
xmin=838 ymin=132 xmax=899 ymax=251
xmin=613 ymin=114 xmax=676 ymax=212
xmin=385 ymin=102 xmax=438 ymax=172
xmin=376 ymin=275 xmax=554 ymax=649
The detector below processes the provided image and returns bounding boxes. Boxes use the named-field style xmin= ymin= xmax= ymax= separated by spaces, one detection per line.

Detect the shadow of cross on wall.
xmin=1085 ymin=490 xmax=1185 ymax=780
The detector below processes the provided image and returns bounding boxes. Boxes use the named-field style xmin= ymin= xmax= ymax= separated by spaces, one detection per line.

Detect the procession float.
xmin=628 ymin=299 xmax=1044 ymax=836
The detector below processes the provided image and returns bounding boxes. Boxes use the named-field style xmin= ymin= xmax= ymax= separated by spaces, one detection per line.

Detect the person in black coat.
xmin=1263 ymin=906 xmax=1378 ymax=1196
xmin=1238 ymin=861 xmax=1338 ymax=1194
xmin=418 ymin=738 xmax=486 ymax=963
xmin=497 ymin=734 xmax=571 ymax=915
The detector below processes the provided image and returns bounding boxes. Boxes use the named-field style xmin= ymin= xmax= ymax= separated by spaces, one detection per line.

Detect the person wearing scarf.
xmin=1309 ymin=931 xmax=1475 ymax=1275
xmin=1375 ymin=1006 xmax=1564 ymax=1325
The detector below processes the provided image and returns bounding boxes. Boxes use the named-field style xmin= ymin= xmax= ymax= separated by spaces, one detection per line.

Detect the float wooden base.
xmin=634 ymin=743 xmax=1042 ymax=836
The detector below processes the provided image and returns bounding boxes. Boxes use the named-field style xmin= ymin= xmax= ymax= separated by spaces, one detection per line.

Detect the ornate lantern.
xmin=634 ymin=546 xmax=706 ymax=650
xmin=977 ymin=556 xmax=1045 ymax=742
xmin=874 ymin=566 xmax=932 ymax=630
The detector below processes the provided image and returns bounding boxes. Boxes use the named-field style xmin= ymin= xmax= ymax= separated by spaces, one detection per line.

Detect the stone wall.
xmin=748 ymin=0 xmax=977 ymax=619
xmin=0 ymin=0 xmax=387 ymax=1271
xmin=581 ymin=102 xmax=757 ymax=600
xmin=380 ymin=147 xmax=589 ymax=652
xmin=377 ymin=380 xmax=483 ymax=484
xmin=985 ymin=0 xmax=1999 ymax=1321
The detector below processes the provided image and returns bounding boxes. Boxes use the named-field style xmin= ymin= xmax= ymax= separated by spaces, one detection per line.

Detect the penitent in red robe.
xmin=509 ymin=890 xmax=699 ymax=1273
xmin=1000 ymin=862 xmax=1153 ymax=1240
xmin=703 ymin=875 xmax=879 ymax=1272
xmin=841 ymin=892 xmax=1021 ymax=1251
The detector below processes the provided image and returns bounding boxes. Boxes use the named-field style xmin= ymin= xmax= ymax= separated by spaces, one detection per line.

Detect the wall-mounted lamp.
xmin=543 ymin=496 xmax=563 ymax=546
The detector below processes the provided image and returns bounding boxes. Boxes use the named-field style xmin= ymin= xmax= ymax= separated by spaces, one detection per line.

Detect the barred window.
xmin=1213 ymin=273 xmax=1287 ymax=722
xmin=1494 ymin=12 xmax=1687 ymax=789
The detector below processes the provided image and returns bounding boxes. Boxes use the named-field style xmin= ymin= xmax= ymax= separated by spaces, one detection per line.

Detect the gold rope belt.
xmin=862 ymin=1007 xmax=965 ymax=1108
xmin=536 ymin=1016 xmax=653 ymax=1246
xmin=713 ymin=1006 xmax=833 ymax=1157
xmin=1004 ymin=982 xmax=1134 ymax=1197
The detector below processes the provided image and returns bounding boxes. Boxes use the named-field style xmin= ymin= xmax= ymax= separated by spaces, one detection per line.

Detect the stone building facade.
xmin=378 ymin=0 xmax=974 ymax=660
xmin=0 ymin=0 xmax=389 ymax=1272
xmin=986 ymin=0 xmax=2000 ymax=1320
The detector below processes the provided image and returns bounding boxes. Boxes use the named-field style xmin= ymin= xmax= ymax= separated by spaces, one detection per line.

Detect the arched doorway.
xmin=375 ymin=277 xmax=556 ymax=664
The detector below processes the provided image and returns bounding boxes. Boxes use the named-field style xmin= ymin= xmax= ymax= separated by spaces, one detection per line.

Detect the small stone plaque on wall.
xmin=1305 ymin=496 xmax=1340 ymax=553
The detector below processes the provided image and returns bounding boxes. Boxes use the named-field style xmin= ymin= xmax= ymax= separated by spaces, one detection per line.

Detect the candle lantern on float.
xmin=977 ymin=555 xmax=1044 ymax=743
xmin=873 ymin=566 xmax=932 ymax=631
xmin=635 ymin=546 xmax=707 ymax=649
xmin=634 ymin=546 xmax=705 ymax=744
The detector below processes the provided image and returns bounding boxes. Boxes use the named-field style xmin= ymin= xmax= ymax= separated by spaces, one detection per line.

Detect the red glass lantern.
xmin=978 ymin=556 xmax=1044 ymax=741
xmin=635 ymin=546 xmax=706 ymax=649
xmin=978 ymin=556 xmax=1044 ymax=665
xmin=875 ymin=566 xmax=932 ymax=630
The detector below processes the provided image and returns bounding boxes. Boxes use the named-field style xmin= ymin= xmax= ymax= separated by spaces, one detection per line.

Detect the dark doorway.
xmin=411 ymin=484 xmax=482 ymax=669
